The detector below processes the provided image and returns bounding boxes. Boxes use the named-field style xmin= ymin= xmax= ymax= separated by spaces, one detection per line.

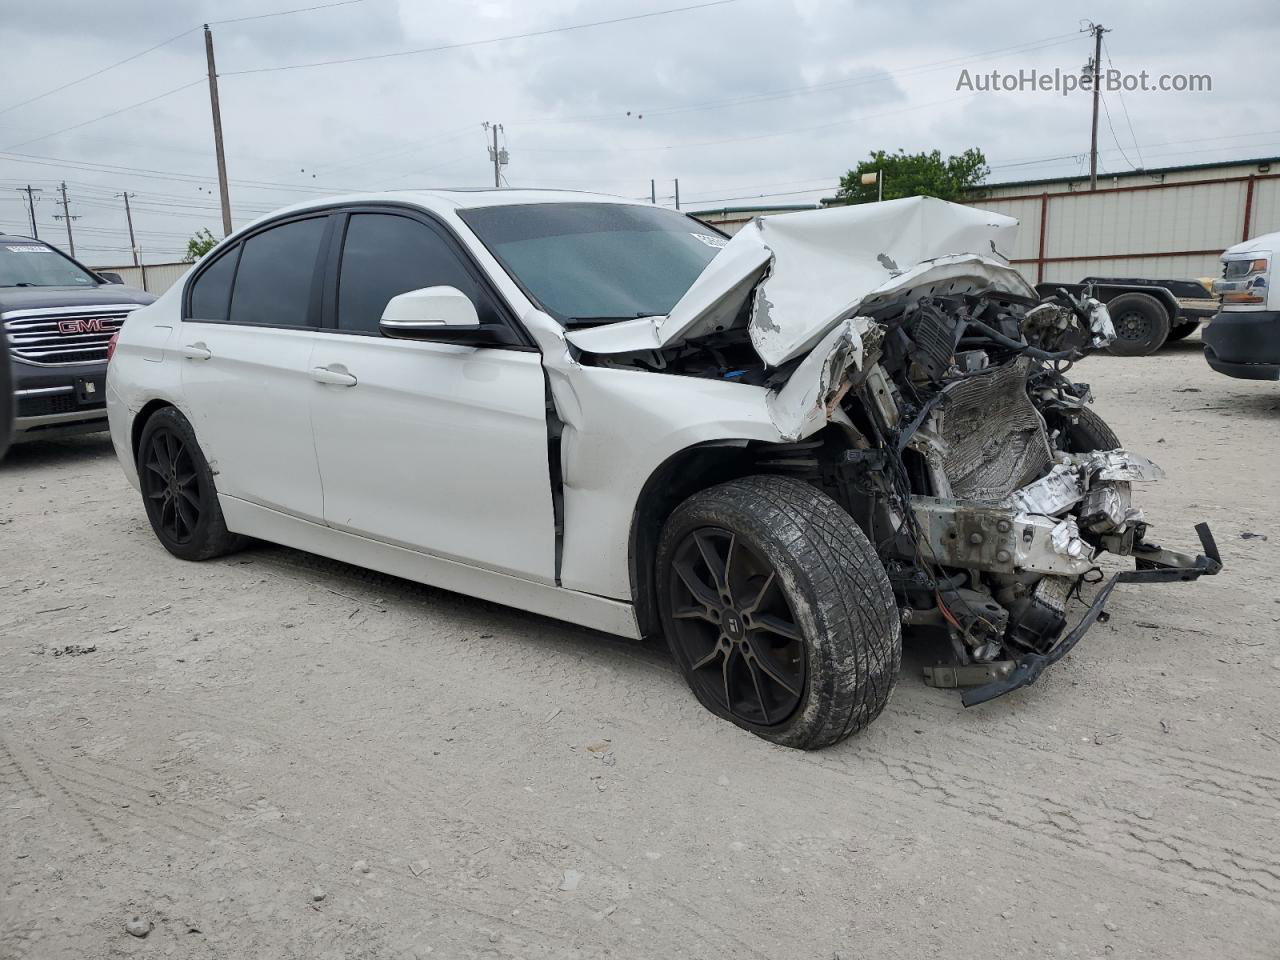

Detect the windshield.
xmin=0 ymin=241 xmax=100 ymax=287
xmin=459 ymin=202 xmax=726 ymax=325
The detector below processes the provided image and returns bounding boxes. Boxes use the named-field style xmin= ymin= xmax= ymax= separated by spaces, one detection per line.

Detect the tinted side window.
xmin=187 ymin=245 xmax=240 ymax=320
xmin=229 ymin=217 xmax=327 ymax=327
xmin=337 ymin=213 xmax=499 ymax=333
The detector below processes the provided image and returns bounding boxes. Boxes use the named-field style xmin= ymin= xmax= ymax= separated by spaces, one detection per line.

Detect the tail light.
xmin=106 ymin=330 xmax=120 ymax=362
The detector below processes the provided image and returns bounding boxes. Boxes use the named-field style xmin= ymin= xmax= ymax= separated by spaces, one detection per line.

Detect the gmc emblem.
xmin=58 ymin=317 xmax=114 ymax=334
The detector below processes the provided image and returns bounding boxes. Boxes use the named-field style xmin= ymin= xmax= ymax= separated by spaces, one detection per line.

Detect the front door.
xmin=309 ymin=210 xmax=556 ymax=583
xmin=180 ymin=214 xmax=331 ymax=521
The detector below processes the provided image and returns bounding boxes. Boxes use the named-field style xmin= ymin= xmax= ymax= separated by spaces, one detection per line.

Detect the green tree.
xmin=184 ymin=228 xmax=218 ymax=262
xmin=836 ymin=148 xmax=989 ymax=204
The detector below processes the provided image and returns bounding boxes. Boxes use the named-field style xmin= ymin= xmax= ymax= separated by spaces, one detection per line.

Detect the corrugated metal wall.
xmin=974 ymin=166 xmax=1280 ymax=285
xmin=90 ymin=261 xmax=190 ymax=295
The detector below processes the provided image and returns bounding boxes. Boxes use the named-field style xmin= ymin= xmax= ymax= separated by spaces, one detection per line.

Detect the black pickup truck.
xmin=1 ymin=233 xmax=154 ymax=458
xmin=1034 ymin=276 xmax=1218 ymax=356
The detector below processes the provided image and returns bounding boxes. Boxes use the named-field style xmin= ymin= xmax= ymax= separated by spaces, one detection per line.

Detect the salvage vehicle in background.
xmin=1202 ymin=231 xmax=1280 ymax=380
xmin=105 ymin=192 xmax=1220 ymax=749
xmin=1 ymin=233 xmax=153 ymax=456
xmin=1034 ymin=276 xmax=1217 ymax=356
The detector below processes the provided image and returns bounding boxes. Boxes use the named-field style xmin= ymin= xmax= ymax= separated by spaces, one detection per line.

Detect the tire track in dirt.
xmin=887 ymin=702 xmax=1280 ymax=816
xmin=800 ymin=747 xmax=1280 ymax=906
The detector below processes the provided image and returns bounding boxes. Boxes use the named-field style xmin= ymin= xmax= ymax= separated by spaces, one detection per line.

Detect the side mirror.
xmin=380 ymin=286 xmax=480 ymax=339
xmin=98 ymin=271 xmax=124 ymax=285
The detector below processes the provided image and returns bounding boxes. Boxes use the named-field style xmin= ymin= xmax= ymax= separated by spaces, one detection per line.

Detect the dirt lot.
xmin=2 ymin=335 xmax=1278 ymax=959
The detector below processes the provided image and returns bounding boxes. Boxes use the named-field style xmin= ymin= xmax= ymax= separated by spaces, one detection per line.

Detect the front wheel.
xmin=657 ymin=475 xmax=901 ymax=750
xmin=137 ymin=406 xmax=245 ymax=561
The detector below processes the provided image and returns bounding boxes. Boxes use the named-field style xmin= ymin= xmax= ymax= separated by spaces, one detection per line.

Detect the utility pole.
xmin=117 ymin=192 xmax=139 ymax=267
xmin=15 ymin=185 xmax=41 ymax=238
xmin=203 ymin=24 xmax=233 ymax=236
xmin=674 ymin=178 xmax=680 ymax=210
xmin=650 ymin=179 xmax=656 ymax=204
xmin=1084 ymin=22 xmax=1109 ymax=191
xmin=53 ymin=181 xmax=80 ymax=257
xmin=483 ymin=122 xmax=506 ymax=187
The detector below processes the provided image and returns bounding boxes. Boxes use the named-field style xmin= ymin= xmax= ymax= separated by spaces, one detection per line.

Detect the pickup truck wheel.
xmin=137 ymin=407 xmax=244 ymax=561
xmin=1106 ymin=292 xmax=1171 ymax=356
xmin=1165 ymin=320 xmax=1200 ymax=342
xmin=657 ymin=475 xmax=901 ymax=750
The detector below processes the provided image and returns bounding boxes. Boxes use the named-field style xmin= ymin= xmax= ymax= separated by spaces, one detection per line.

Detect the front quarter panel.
xmin=106 ymin=291 xmax=187 ymax=491
xmin=520 ymin=310 xmax=788 ymax=600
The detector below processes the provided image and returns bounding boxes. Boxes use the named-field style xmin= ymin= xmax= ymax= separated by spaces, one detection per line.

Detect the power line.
xmin=223 ymin=0 xmax=739 ymax=75
xmin=0 ymin=27 xmax=198 ymax=119
xmin=210 ymin=0 xmax=364 ymax=26
xmin=0 ymin=0 xmax=367 ymax=120
xmin=563 ymin=33 xmax=1083 ymax=126
xmin=1 ymin=79 xmax=206 ymax=152
xmin=1099 ymin=93 xmax=1139 ymax=170
xmin=1102 ymin=38 xmax=1146 ymax=169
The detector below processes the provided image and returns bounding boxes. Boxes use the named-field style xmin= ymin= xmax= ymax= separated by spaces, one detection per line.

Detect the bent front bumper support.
xmin=959 ymin=523 xmax=1223 ymax=707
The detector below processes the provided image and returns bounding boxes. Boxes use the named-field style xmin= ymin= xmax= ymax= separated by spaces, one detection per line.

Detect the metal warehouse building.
xmin=972 ymin=156 xmax=1280 ymax=285
xmin=697 ymin=156 xmax=1280 ymax=288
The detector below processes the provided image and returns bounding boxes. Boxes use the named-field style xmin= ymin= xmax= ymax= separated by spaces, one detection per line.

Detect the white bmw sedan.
xmin=106 ymin=191 xmax=1217 ymax=748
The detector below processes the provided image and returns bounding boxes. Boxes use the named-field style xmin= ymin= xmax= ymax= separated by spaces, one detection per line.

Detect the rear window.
xmin=228 ymin=217 xmax=327 ymax=327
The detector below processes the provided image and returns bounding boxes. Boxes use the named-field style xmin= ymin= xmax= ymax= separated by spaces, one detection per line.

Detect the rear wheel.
xmin=137 ymin=407 xmax=244 ymax=561
xmin=1106 ymin=292 xmax=1171 ymax=356
xmin=657 ymin=475 xmax=901 ymax=749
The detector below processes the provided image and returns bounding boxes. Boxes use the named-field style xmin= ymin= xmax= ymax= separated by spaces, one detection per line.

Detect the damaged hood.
xmin=566 ymin=195 xmax=1035 ymax=367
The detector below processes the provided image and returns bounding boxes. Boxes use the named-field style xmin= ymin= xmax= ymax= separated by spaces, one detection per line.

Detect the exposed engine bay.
xmin=563 ymin=198 xmax=1221 ymax=704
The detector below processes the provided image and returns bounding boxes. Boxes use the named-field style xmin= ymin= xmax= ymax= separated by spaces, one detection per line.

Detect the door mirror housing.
xmin=379 ymin=286 xmax=481 ymax=340
xmin=98 ymin=271 xmax=125 ymax=285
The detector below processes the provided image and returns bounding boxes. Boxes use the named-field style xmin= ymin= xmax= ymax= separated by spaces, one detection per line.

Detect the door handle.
xmin=180 ymin=342 xmax=212 ymax=360
xmin=311 ymin=364 xmax=357 ymax=387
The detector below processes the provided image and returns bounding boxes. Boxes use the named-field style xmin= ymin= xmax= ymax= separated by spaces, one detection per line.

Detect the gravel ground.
xmin=2 ymin=335 xmax=1278 ymax=959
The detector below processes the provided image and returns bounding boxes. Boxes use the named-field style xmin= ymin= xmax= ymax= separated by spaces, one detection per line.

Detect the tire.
xmin=136 ymin=406 xmax=245 ymax=561
xmin=1052 ymin=406 xmax=1121 ymax=453
xmin=1105 ymin=292 xmax=1171 ymax=356
xmin=656 ymin=474 xmax=901 ymax=750
xmin=1165 ymin=320 xmax=1200 ymax=342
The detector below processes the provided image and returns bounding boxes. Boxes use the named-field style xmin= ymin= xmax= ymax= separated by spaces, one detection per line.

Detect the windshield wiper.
xmin=564 ymin=312 xmax=654 ymax=327
xmin=0 ymin=282 xmax=38 ymax=287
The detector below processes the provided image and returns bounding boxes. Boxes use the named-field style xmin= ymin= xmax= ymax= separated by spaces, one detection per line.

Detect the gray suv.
xmin=1 ymin=233 xmax=154 ymax=454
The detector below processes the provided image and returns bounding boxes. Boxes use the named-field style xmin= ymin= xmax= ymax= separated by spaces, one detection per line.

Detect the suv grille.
xmin=3 ymin=305 xmax=140 ymax=366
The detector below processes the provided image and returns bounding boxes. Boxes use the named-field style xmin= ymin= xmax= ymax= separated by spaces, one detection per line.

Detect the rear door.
xmin=180 ymin=214 xmax=331 ymax=520
xmin=309 ymin=208 xmax=556 ymax=583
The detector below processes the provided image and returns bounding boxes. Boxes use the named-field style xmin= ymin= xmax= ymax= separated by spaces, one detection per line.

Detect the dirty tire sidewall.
xmin=1105 ymin=292 xmax=1171 ymax=357
xmin=137 ymin=406 xmax=244 ymax=562
xmin=657 ymin=474 xmax=901 ymax=750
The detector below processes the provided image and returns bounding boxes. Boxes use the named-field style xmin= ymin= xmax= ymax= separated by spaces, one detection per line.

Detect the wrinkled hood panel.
xmin=566 ymin=196 xmax=1035 ymax=367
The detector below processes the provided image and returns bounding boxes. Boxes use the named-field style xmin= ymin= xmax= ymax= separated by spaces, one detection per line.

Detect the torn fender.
xmin=766 ymin=316 xmax=878 ymax=441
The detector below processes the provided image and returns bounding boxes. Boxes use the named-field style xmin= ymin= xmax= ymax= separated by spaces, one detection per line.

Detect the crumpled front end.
xmin=565 ymin=196 xmax=1221 ymax=704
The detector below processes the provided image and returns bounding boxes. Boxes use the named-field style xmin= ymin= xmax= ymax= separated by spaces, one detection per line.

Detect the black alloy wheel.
xmin=657 ymin=474 xmax=901 ymax=749
xmin=136 ymin=406 xmax=244 ymax=561
xmin=141 ymin=427 xmax=203 ymax=545
xmin=667 ymin=526 xmax=806 ymax=726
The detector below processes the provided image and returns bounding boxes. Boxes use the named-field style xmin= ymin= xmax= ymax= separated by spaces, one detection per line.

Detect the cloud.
xmin=0 ymin=0 xmax=1276 ymax=262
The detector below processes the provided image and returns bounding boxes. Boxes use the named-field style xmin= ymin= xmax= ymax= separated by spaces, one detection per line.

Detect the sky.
xmin=1 ymin=0 xmax=1277 ymax=264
